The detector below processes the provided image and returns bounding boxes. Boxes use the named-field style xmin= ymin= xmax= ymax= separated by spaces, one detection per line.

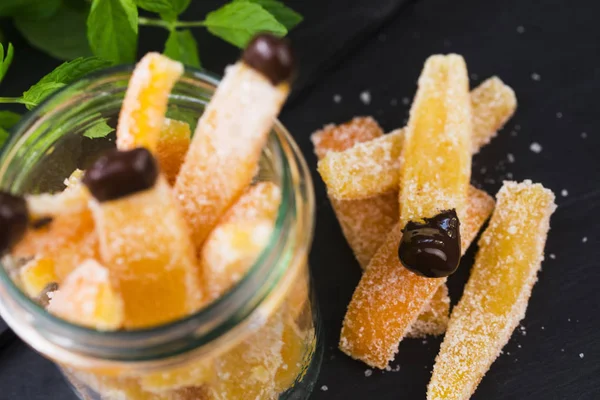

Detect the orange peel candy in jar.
xmin=428 ymin=181 xmax=556 ymax=400
xmin=155 ymin=118 xmax=191 ymax=184
xmin=317 ymin=76 xmax=516 ymax=200
xmin=209 ymin=309 xmax=285 ymax=400
xmin=83 ymin=147 xmax=203 ymax=329
xmin=19 ymin=257 xmax=58 ymax=298
xmin=340 ymin=187 xmax=495 ymax=369
xmin=174 ymin=35 xmax=294 ymax=249
xmin=116 ymin=53 xmax=184 ymax=151
xmin=48 ymin=259 xmax=124 ymax=331
xmin=201 ymin=181 xmax=281 ymax=300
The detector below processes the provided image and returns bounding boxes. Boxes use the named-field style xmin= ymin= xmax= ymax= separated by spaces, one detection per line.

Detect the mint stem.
xmin=174 ymin=20 xmax=206 ymax=28
xmin=0 ymin=97 xmax=31 ymax=106
xmin=138 ymin=17 xmax=172 ymax=30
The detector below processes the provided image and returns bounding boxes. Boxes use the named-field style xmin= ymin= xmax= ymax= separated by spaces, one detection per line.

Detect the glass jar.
xmin=0 ymin=66 xmax=321 ymax=399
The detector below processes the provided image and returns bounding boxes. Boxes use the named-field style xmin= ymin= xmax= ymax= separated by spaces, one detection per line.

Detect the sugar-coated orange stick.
xmin=156 ymin=118 xmax=191 ymax=185
xmin=318 ymin=77 xmax=516 ymax=200
xmin=427 ymin=181 xmax=555 ymax=400
xmin=116 ymin=53 xmax=183 ymax=151
xmin=174 ymin=36 xmax=292 ymax=249
xmin=48 ymin=259 xmax=124 ymax=331
xmin=339 ymin=187 xmax=495 ymax=369
xmin=201 ymin=182 xmax=281 ymax=301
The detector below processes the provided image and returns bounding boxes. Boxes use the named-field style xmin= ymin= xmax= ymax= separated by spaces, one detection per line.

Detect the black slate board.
xmin=1 ymin=0 xmax=600 ymax=399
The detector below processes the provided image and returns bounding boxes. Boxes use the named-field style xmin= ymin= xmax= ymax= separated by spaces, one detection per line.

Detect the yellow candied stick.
xmin=209 ymin=310 xmax=284 ymax=400
xmin=116 ymin=53 xmax=184 ymax=151
xmin=317 ymin=76 xmax=516 ymax=200
xmin=201 ymin=182 xmax=281 ymax=300
xmin=19 ymin=257 xmax=57 ymax=298
xmin=174 ymin=34 xmax=293 ymax=249
xmin=428 ymin=181 xmax=556 ymax=400
xmin=156 ymin=118 xmax=191 ymax=184
xmin=470 ymin=76 xmax=517 ymax=152
xmin=85 ymin=149 xmax=203 ymax=329
xmin=312 ymin=117 xmax=450 ymax=337
xmin=339 ymin=187 xmax=495 ymax=369
xmin=399 ymin=54 xmax=472 ymax=227
xmin=48 ymin=259 xmax=124 ymax=330
xmin=405 ymin=283 xmax=450 ymax=338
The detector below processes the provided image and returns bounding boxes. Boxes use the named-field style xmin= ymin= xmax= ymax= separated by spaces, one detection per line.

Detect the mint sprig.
xmin=0 ymin=43 xmax=14 ymax=85
xmin=88 ymin=0 xmax=139 ymax=64
xmin=164 ymin=29 xmax=200 ymax=68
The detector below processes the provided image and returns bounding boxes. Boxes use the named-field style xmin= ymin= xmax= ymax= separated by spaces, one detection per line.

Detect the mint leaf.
xmin=15 ymin=3 xmax=92 ymax=60
xmin=136 ymin=0 xmax=173 ymax=13
xmin=22 ymin=57 xmax=111 ymax=109
xmin=235 ymin=0 xmax=302 ymax=29
xmin=204 ymin=2 xmax=287 ymax=48
xmin=83 ymin=119 xmax=114 ymax=138
xmin=0 ymin=111 xmax=21 ymax=130
xmin=0 ymin=43 xmax=14 ymax=84
xmin=0 ymin=127 xmax=8 ymax=149
xmin=88 ymin=0 xmax=138 ymax=64
xmin=0 ymin=0 xmax=61 ymax=20
xmin=164 ymin=30 xmax=200 ymax=68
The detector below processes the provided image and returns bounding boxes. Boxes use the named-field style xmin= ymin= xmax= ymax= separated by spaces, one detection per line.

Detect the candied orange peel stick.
xmin=427 ymin=181 xmax=556 ymax=400
xmin=201 ymin=182 xmax=281 ymax=300
xmin=339 ymin=188 xmax=495 ymax=369
xmin=311 ymin=117 xmax=450 ymax=337
xmin=90 ymin=177 xmax=203 ymax=329
xmin=48 ymin=259 xmax=124 ymax=331
xmin=156 ymin=118 xmax=191 ymax=184
xmin=116 ymin=53 xmax=184 ymax=151
xmin=399 ymin=54 xmax=472 ymax=226
xmin=318 ymin=76 xmax=516 ymax=200
xmin=175 ymin=34 xmax=293 ymax=249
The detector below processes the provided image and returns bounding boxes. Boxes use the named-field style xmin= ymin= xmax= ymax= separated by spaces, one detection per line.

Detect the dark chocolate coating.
xmin=0 ymin=191 xmax=29 ymax=254
xmin=82 ymin=148 xmax=158 ymax=203
xmin=242 ymin=34 xmax=295 ymax=85
xmin=398 ymin=209 xmax=461 ymax=278
xmin=31 ymin=216 xmax=53 ymax=230
xmin=35 ymin=282 xmax=58 ymax=308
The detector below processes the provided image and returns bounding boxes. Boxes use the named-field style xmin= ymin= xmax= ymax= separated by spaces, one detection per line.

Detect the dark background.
xmin=1 ymin=0 xmax=599 ymax=399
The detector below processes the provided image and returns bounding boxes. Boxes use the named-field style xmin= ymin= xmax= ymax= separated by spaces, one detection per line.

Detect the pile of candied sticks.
xmin=312 ymin=55 xmax=556 ymax=399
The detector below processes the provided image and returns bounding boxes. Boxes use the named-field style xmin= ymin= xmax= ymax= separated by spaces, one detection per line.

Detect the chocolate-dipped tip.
xmin=82 ymin=148 xmax=158 ymax=203
xmin=0 ymin=191 xmax=29 ymax=254
xmin=242 ymin=33 xmax=295 ymax=85
xmin=398 ymin=209 xmax=461 ymax=278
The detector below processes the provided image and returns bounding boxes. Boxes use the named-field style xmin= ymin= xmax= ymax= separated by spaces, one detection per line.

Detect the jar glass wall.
xmin=0 ymin=67 xmax=321 ymax=399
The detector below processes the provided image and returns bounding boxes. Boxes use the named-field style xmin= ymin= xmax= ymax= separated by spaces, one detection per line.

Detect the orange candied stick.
xmin=84 ymin=148 xmax=203 ymax=329
xmin=274 ymin=312 xmax=309 ymax=392
xmin=174 ymin=34 xmax=293 ymax=249
xmin=48 ymin=259 xmax=124 ymax=330
xmin=339 ymin=188 xmax=495 ymax=369
xmin=317 ymin=76 xmax=516 ymax=200
xmin=209 ymin=310 xmax=284 ymax=400
xmin=156 ymin=118 xmax=191 ymax=184
xmin=312 ymin=117 xmax=450 ymax=337
xmin=399 ymin=54 xmax=472 ymax=227
xmin=201 ymin=182 xmax=281 ymax=300
xmin=428 ymin=181 xmax=556 ymax=400
xmin=13 ymin=195 xmax=98 ymax=282
xmin=405 ymin=283 xmax=450 ymax=338
xmin=116 ymin=53 xmax=184 ymax=151
xmin=311 ymin=117 xmax=394 ymax=268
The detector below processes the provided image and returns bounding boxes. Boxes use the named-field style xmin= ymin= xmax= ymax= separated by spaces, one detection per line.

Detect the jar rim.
xmin=0 ymin=65 xmax=315 ymax=366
